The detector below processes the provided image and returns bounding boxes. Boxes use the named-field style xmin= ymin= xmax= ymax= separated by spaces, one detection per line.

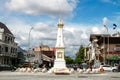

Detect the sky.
xmin=0 ymin=0 xmax=120 ymax=59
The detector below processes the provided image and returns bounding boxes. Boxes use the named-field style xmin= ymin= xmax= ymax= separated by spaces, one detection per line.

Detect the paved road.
xmin=0 ymin=71 xmax=120 ymax=80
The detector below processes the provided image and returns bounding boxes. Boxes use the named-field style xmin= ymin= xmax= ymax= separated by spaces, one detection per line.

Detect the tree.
xmin=75 ymin=45 xmax=85 ymax=64
xmin=65 ymin=56 xmax=74 ymax=64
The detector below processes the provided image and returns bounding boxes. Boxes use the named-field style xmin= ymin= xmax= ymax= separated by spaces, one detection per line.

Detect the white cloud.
xmin=7 ymin=19 xmax=57 ymax=49
xmin=6 ymin=0 xmax=77 ymax=16
xmin=92 ymin=27 xmax=105 ymax=34
xmin=81 ymin=32 xmax=88 ymax=39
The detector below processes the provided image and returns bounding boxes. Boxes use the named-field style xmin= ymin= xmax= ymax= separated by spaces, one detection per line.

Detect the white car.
xmin=102 ymin=65 xmax=117 ymax=72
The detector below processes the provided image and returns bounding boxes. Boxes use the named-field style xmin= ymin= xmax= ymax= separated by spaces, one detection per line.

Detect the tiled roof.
xmin=0 ymin=22 xmax=13 ymax=35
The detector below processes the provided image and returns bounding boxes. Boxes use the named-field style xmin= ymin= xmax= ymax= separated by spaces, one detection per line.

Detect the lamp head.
xmin=103 ymin=17 xmax=108 ymax=26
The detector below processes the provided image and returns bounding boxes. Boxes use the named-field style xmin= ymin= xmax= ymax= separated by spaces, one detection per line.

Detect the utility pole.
xmin=28 ymin=26 xmax=34 ymax=67
xmin=103 ymin=17 xmax=109 ymax=65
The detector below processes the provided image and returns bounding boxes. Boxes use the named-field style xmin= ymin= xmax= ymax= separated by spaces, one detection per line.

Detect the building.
xmin=17 ymin=45 xmax=54 ymax=68
xmin=25 ymin=45 xmax=55 ymax=68
xmin=86 ymin=33 xmax=120 ymax=65
xmin=33 ymin=45 xmax=55 ymax=59
xmin=17 ymin=47 xmax=27 ymax=65
xmin=0 ymin=22 xmax=18 ymax=66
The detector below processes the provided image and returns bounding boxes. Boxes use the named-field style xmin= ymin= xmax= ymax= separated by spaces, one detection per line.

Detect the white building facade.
xmin=0 ymin=22 xmax=18 ymax=66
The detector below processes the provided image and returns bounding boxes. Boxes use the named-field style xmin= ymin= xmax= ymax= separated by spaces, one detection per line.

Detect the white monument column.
xmin=53 ymin=18 xmax=69 ymax=74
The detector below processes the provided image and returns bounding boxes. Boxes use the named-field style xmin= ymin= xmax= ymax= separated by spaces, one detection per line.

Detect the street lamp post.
xmin=28 ymin=27 xmax=34 ymax=51
xmin=28 ymin=27 xmax=34 ymax=66
xmin=102 ymin=34 xmax=106 ymax=65
xmin=103 ymin=17 xmax=109 ymax=65
xmin=107 ymin=29 xmax=110 ymax=65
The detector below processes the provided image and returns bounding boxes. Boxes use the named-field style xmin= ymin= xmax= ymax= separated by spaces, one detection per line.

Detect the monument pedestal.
xmin=53 ymin=68 xmax=70 ymax=74
xmin=53 ymin=59 xmax=70 ymax=74
xmin=54 ymin=59 xmax=66 ymax=68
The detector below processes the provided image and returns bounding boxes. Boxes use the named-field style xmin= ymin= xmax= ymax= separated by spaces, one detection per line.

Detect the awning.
xmin=107 ymin=56 xmax=119 ymax=60
xmin=42 ymin=54 xmax=53 ymax=62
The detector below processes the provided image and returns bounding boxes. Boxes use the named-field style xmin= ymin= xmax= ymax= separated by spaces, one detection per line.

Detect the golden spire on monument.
xmin=57 ymin=17 xmax=64 ymax=28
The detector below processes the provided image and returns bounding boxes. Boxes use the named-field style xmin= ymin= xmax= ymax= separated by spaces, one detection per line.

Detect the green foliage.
xmin=65 ymin=56 xmax=74 ymax=64
xmin=75 ymin=45 xmax=85 ymax=64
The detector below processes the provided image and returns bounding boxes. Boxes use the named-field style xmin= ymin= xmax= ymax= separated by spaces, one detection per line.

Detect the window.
xmin=5 ymin=36 xmax=7 ymax=42
xmin=5 ymin=47 xmax=8 ymax=52
xmin=116 ymin=45 xmax=120 ymax=47
xmin=0 ymin=46 xmax=1 ymax=53
xmin=114 ymin=45 xmax=120 ymax=52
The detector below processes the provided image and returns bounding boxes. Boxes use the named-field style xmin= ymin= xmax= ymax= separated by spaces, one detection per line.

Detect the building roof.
xmin=0 ymin=22 xmax=13 ymax=35
xmin=30 ymin=51 xmax=53 ymax=62
xmin=17 ymin=46 xmax=25 ymax=53
xmin=41 ymin=53 xmax=53 ymax=62
xmin=90 ymin=34 xmax=110 ymax=41
xmin=90 ymin=34 xmax=120 ymax=44
xmin=42 ymin=51 xmax=55 ymax=57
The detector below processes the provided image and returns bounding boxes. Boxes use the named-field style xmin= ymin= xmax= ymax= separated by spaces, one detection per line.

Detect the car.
xmin=0 ymin=64 xmax=16 ymax=71
xmin=112 ymin=64 xmax=120 ymax=72
xmin=101 ymin=65 xmax=117 ymax=72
